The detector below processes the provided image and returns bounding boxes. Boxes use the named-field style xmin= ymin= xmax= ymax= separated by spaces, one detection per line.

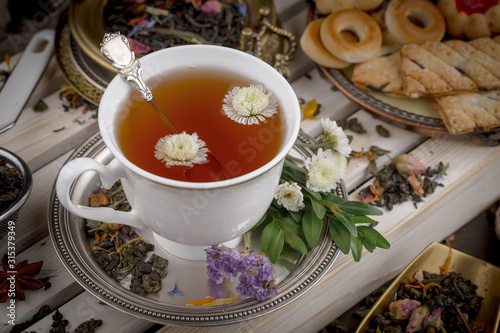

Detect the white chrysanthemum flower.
xmin=274 ymin=182 xmax=305 ymax=212
xmin=304 ymin=148 xmax=347 ymax=192
xmin=154 ymin=132 xmax=209 ymax=167
xmin=321 ymin=118 xmax=352 ymax=157
xmin=222 ymin=84 xmax=278 ymax=125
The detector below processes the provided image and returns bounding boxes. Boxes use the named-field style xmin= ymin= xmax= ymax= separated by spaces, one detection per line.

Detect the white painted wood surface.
xmin=1 ymin=0 xmax=499 ymax=332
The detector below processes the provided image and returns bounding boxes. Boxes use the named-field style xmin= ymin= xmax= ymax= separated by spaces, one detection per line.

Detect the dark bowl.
xmin=0 ymin=148 xmax=33 ymax=227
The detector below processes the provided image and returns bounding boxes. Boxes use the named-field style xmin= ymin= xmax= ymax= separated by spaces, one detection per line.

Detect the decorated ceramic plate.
xmin=355 ymin=242 xmax=500 ymax=332
xmin=306 ymin=5 xmax=500 ymax=144
xmin=48 ymin=131 xmax=342 ymax=326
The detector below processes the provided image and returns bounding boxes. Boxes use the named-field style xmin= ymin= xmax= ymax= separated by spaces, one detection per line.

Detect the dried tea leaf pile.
xmin=87 ymin=183 xmax=168 ymax=296
xmin=103 ymin=0 xmax=245 ymax=54
xmin=367 ymin=270 xmax=484 ymax=332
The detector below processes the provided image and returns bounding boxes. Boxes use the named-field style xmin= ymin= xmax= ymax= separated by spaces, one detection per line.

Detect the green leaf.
xmin=303 ymin=186 xmax=322 ymax=200
xmin=352 ymin=215 xmax=379 ymax=225
xmin=277 ymin=217 xmax=302 ymax=236
xmin=321 ymin=193 xmax=347 ymax=206
xmin=329 ymin=220 xmax=351 ymax=255
xmin=337 ymin=201 xmax=383 ymax=216
xmin=260 ymin=221 xmax=279 ymax=253
xmin=311 ymin=198 xmax=327 ymax=219
xmin=350 ymin=235 xmax=363 ymax=262
xmin=289 ymin=210 xmax=303 ymax=223
xmin=282 ymin=167 xmax=306 ymax=184
xmin=269 ymin=231 xmax=285 ymax=263
xmin=359 ymin=232 xmax=376 ymax=252
xmin=302 ymin=209 xmax=323 ymax=248
xmin=357 ymin=226 xmax=390 ymax=249
xmin=283 ymin=232 xmax=308 ymax=255
xmin=260 ymin=221 xmax=284 ymax=263
xmin=333 ymin=211 xmax=357 ymax=237
xmin=251 ymin=212 xmax=268 ymax=230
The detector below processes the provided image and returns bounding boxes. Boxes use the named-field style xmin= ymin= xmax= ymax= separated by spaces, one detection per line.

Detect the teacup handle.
xmin=56 ymin=157 xmax=145 ymax=229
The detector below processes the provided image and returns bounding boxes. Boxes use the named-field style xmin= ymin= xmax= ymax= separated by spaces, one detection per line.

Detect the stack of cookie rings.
xmin=300 ymin=0 xmax=446 ymax=68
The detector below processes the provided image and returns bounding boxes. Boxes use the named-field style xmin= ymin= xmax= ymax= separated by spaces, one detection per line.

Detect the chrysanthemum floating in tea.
xmin=304 ymin=148 xmax=347 ymax=192
xmin=154 ymin=132 xmax=209 ymax=167
xmin=222 ymin=84 xmax=278 ymax=125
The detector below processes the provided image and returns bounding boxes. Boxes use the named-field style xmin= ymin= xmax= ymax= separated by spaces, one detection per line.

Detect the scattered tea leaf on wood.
xmin=361 ymin=157 xmax=447 ymax=210
xmin=33 ymin=99 xmax=48 ymax=112
xmin=10 ymin=304 xmax=52 ymax=333
xmin=338 ymin=117 xmax=366 ymax=134
xmin=375 ymin=124 xmax=390 ymax=137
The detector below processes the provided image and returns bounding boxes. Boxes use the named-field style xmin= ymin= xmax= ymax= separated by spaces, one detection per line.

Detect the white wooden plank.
xmin=26 ymin=292 xmax=156 ymax=333
xmin=0 ymin=88 xmax=98 ymax=172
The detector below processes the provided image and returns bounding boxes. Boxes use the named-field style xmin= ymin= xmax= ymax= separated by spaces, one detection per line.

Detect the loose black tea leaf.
xmin=338 ymin=117 xmax=366 ymax=134
xmin=375 ymin=124 xmax=390 ymax=137
xmin=75 ymin=318 xmax=103 ymax=333
xmin=33 ymin=99 xmax=48 ymax=112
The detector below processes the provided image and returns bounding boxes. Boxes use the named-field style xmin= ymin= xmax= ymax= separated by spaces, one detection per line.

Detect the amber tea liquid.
xmin=118 ymin=69 xmax=285 ymax=182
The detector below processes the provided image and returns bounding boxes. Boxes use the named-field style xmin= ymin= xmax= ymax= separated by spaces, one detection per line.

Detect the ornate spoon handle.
xmin=100 ymin=32 xmax=153 ymax=101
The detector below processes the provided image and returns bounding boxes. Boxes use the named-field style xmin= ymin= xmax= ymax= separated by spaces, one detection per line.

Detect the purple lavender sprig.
xmin=205 ymin=246 xmax=278 ymax=301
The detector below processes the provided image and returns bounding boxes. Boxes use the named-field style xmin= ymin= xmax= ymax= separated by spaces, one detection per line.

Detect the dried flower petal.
xmin=407 ymin=305 xmax=430 ymax=333
xmin=300 ymin=99 xmax=318 ymax=121
xmin=408 ymin=173 xmax=425 ymax=197
xmin=200 ymin=0 xmax=222 ymax=16
xmin=393 ymin=154 xmax=427 ymax=176
xmin=389 ymin=299 xmax=421 ymax=321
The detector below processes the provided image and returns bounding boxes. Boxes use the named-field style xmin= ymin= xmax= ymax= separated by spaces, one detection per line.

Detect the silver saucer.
xmin=48 ymin=132 xmax=342 ymax=326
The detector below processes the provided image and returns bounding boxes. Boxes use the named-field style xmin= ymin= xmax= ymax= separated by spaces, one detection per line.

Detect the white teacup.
xmin=56 ymin=45 xmax=300 ymax=260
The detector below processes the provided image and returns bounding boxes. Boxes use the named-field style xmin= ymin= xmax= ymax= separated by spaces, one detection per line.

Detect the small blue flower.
xmin=167 ymin=281 xmax=184 ymax=298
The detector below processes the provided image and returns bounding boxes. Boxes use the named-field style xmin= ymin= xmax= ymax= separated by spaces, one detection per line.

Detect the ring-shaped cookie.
xmin=300 ymin=18 xmax=350 ymax=68
xmin=320 ymin=9 xmax=382 ymax=63
xmin=385 ymin=0 xmax=446 ymax=44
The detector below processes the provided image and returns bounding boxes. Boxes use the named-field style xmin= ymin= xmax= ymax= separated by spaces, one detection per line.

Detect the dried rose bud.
xmin=200 ymin=0 xmax=222 ymax=16
xmin=413 ymin=269 xmax=424 ymax=286
xmin=393 ymin=154 xmax=427 ymax=176
xmin=389 ymin=299 xmax=421 ymax=321
xmin=408 ymin=173 xmax=425 ymax=197
xmin=407 ymin=305 xmax=430 ymax=333
xmin=424 ymin=307 xmax=443 ymax=330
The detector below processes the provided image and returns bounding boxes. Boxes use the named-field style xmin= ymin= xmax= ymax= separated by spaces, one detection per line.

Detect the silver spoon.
xmin=100 ymin=32 xmax=227 ymax=181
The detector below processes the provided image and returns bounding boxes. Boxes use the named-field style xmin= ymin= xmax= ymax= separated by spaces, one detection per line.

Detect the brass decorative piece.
xmin=240 ymin=6 xmax=297 ymax=77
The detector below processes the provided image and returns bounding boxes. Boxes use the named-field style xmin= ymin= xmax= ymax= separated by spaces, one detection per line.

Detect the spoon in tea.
xmin=100 ymin=32 xmax=227 ymax=181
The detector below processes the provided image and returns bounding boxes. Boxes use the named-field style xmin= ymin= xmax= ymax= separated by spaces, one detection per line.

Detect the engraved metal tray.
xmin=48 ymin=132 xmax=342 ymax=326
